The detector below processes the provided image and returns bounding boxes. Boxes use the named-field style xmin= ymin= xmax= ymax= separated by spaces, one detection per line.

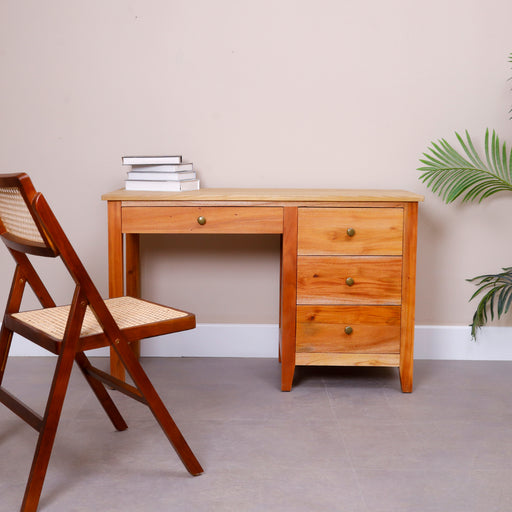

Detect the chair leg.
xmin=20 ymin=344 xmax=77 ymax=512
xmin=20 ymin=288 xmax=89 ymax=512
xmin=0 ymin=324 xmax=13 ymax=386
xmin=114 ymin=341 xmax=203 ymax=476
xmin=74 ymin=352 xmax=128 ymax=431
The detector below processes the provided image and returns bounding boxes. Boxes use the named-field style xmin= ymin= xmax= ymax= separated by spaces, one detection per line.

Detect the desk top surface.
xmin=102 ymin=188 xmax=424 ymax=203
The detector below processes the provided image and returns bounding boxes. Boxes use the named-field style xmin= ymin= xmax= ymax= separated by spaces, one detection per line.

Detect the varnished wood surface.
xmin=296 ymin=305 xmax=401 ymax=353
xmin=122 ymin=206 xmax=284 ymax=234
xmin=295 ymin=352 xmax=400 ymax=366
xmin=298 ymin=207 xmax=403 ymax=256
xmin=297 ymin=256 xmax=402 ymax=305
xmin=103 ymin=186 xmax=421 ymax=392
xmin=125 ymin=234 xmax=141 ymax=358
xmin=107 ymin=202 xmax=123 ymax=298
xmin=399 ymin=202 xmax=419 ymax=393
xmin=107 ymin=201 xmax=125 ymax=379
xmin=102 ymin=187 xmax=425 ymax=203
xmin=280 ymin=207 xmax=298 ymax=391
xmin=293 ymin=197 xmax=417 ymax=391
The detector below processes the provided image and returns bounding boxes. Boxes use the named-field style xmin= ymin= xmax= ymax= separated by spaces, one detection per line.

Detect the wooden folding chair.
xmin=0 ymin=173 xmax=203 ymax=512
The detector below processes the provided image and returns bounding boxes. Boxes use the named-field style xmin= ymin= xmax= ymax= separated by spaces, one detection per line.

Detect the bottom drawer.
xmin=296 ymin=305 xmax=401 ymax=354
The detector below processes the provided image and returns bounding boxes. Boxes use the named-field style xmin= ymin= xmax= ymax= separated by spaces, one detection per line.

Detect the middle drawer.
xmin=297 ymin=256 xmax=402 ymax=305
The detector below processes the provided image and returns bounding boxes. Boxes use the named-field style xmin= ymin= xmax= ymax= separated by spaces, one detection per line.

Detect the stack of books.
xmin=123 ymin=155 xmax=200 ymax=191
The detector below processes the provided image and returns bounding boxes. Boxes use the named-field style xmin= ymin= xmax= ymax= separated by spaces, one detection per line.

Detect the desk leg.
xmin=280 ymin=207 xmax=298 ymax=391
xmin=107 ymin=201 xmax=125 ymax=380
xmin=400 ymin=202 xmax=418 ymax=393
xmin=126 ymin=233 xmax=141 ymax=358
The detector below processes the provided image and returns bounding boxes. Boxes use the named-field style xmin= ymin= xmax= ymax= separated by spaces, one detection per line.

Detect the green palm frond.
xmin=467 ymin=267 xmax=512 ymax=339
xmin=418 ymin=129 xmax=512 ymax=203
xmin=509 ymin=52 xmax=512 ymax=118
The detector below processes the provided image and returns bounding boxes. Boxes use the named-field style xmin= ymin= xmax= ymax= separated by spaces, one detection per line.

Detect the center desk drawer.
xmin=297 ymin=256 xmax=402 ymax=304
xmin=122 ymin=206 xmax=284 ymax=234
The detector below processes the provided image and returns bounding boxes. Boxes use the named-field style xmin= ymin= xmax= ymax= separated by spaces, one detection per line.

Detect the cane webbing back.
xmin=0 ymin=185 xmax=45 ymax=244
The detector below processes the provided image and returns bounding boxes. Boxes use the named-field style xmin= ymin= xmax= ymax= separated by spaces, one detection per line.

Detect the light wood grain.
xmin=104 ymin=189 xmax=421 ymax=391
xmin=280 ymin=207 xmax=298 ymax=392
xmin=107 ymin=201 xmax=125 ymax=380
xmin=102 ymin=188 xmax=425 ymax=203
xmin=298 ymin=207 xmax=403 ymax=255
xmin=297 ymin=256 xmax=402 ymax=305
xmin=399 ymin=202 xmax=418 ymax=393
xmin=122 ymin=206 xmax=283 ymax=234
xmin=295 ymin=353 xmax=400 ymax=366
xmin=107 ymin=202 xmax=123 ymax=298
xmin=296 ymin=305 xmax=401 ymax=353
xmin=126 ymin=233 xmax=141 ymax=358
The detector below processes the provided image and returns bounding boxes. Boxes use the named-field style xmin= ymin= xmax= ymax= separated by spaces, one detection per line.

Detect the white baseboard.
xmin=8 ymin=324 xmax=280 ymax=358
xmin=414 ymin=325 xmax=512 ymax=360
xmin=7 ymin=324 xmax=512 ymax=360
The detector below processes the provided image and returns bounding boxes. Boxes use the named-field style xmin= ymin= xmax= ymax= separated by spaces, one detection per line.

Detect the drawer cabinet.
xmin=293 ymin=205 xmax=418 ymax=392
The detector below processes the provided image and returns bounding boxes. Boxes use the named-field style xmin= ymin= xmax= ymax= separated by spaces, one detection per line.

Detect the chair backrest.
xmin=0 ymin=173 xmax=58 ymax=257
xmin=0 ymin=173 xmax=125 ymax=334
xmin=0 ymin=172 xmax=104 ymax=289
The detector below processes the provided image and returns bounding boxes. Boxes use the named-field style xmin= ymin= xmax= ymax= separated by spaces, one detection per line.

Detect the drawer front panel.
xmin=296 ymin=305 xmax=401 ymax=353
xmin=298 ymin=207 xmax=403 ymax=255
xmin=122 ymin=206 xmax=284 ymax=234
xmin=297 ymin=256 xmax=402 ymax=304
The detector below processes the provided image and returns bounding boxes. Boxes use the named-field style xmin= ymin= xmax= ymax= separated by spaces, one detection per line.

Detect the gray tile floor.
xmin=1 ymin=357 xmax=512 ymax=512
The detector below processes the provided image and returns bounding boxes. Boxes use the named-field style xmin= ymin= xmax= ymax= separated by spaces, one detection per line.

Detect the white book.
xmin=125 ymin=179 xmax=200 ymax=192
xmin=127 ymin=170 xmax=196 ymax=181
xmin=122 ymin=155 xmax=182 ymax=165
xmin=130 ymin=163 xmax=193 ymax=172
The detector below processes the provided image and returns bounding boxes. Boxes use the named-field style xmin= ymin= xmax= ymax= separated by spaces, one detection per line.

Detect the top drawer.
xmin=122 ymin=206 xmax=284 ymax=234
xmin=298 ymin=207 xmax=403 ymax=255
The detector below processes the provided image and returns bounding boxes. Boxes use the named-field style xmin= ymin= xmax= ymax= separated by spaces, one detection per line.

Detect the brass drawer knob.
xmin=345 ymin=277 xmax=355 ymax=287
xmin=346 ymin=227 xmax=356 ymax=237
xmin=344 ymin=326 xmax=353 ymax=335
xmin=197 ymin=216 xmax=207 ymax=225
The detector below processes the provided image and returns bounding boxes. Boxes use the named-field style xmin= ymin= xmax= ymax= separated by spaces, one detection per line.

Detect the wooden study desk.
xmin=102 ymin=188 xmax=423 ymax=391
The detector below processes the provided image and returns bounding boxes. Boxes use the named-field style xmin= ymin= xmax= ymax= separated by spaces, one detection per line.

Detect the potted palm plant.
xmin=418 ymin=53 xmax=512 ymax=339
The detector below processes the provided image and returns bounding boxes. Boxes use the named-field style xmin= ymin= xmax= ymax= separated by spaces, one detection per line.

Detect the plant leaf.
xmin=418 ymin=130 xmax=512 ymax=203
xmin=467 ymin=268 xmax=512 ymax=339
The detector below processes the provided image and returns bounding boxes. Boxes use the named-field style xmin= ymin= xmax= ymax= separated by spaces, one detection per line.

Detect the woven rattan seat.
xmin=0 ymin=173 xmax=203 ymax=512
xmin=12 ymin=296 xmax=188 ymax=340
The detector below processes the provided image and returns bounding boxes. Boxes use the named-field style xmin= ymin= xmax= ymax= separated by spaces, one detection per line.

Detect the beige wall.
xmin=1 ymin=0 xmax=511 ymax=328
